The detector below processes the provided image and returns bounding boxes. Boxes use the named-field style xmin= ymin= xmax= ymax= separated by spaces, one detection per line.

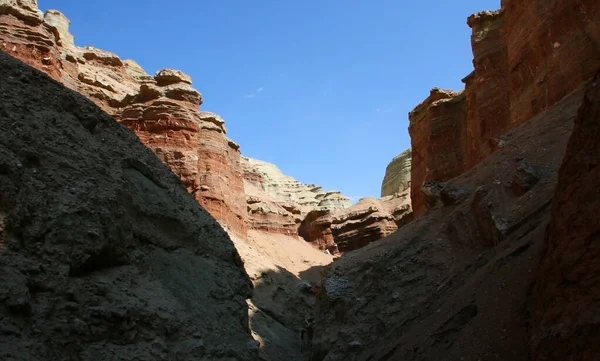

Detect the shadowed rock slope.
xmin=310 ymin=79 xmax=592 ymax=361
xmin=0 ymin=52 xmax=258 ymax=361
xmin=531 ymin=72 xmax=600 ymax=361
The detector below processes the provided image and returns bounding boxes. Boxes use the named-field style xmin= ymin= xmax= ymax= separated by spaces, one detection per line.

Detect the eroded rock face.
xmin=408 ymin=0 xmax=600 ymax=217
xmin=242 ymin=157 xmax=351 ymax=237
xmin=463 ymin=10 xmax=510 ymax=168
xmin=0 ymin=0 xmax=62 ymax=80
xmin=0 ymin=52 xmax=257 ymax=361
xmin=0 ymin=5 xmax=249 ymax=238
xmin=531 ymin=73 xmax=600 ymax=361
xmin=242 ymin=157 xmax=351 ymax=213
xmin=380 ymin=148 xmax=412 ymax=197
xmin=503 ymin=0 xmax=600 ymax=125
xmin=301 ymin=192 xmax=412 ymax=254
xmin=409 ymin=89 xmax=467 ymax=216
xmin=311 ymin=78 xmax=584 ymax=361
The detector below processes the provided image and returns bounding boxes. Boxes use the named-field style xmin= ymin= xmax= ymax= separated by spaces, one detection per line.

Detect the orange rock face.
xmin=0 ymin=4 xmax=248 ymax=238
xmin=409 ymin=89 xmax=467 ymax=216
xmin=0 ymin=0 xmax=62 ymax=80
xmin=503 ymin=0 xmax=600 ymax=125
xmin=409 ymin=1 xmax=600 ymax=217
xmin=531 ymin=73 xmax=600 ymax=361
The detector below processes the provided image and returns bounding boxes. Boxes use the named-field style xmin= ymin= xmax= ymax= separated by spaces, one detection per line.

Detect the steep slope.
xmin=531 ymin=72 xmax=600 ymax=360
xmin=0 ymin=52 xmax=257 ymax=361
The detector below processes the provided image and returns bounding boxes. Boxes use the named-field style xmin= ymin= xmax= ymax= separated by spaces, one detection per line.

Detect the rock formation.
xmin=409 ymin=89 xmax=467 ymax=216
xmin=531 ymin=72 xmax=600 ymax=361
xmin=241 ymin=157 xmax=351 ymax=237
xmin=300 ymin=193 xmax=412 ymax=254
xmin=311 ymin=78 xmax=587 ymax=361
xmin=0 ymin=3 xmax=249 ymax=238
xmin=0 ymin=51 xmax=257 ymax=361
xmin=408 ymin=0 xmax=600 ymax=217
xmin=310 ymin=0 xmax=600 ymax=359
xmin=380 ymin=148 xmax=411 ymax=197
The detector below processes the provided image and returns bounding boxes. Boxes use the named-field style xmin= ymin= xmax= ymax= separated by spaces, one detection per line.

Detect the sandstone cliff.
xmin=300 ymin=193 xmax=412 ymax=254
xmin=409 ymin=0 xmax=600 ymax=217
xmin=242 ymin=156 xmax=351 ymax=236
xmin=0 ymin=1 xmax=249 ymax=238
xmin=0 ymin=51 xmax=257 ymax=361
xmin=380 ymin=148 xmax=411 ymax=198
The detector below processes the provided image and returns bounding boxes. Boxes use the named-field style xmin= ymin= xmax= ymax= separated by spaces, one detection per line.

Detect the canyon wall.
xmin=0 ymin=1 xmax=358 ymax=243
xmin=408 ymin=1 xmax=600 ymax=217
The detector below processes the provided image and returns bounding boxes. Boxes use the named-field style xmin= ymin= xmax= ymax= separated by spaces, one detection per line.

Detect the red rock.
xmin=409 ymin=89 xmax=467 ymax=216
xmin=531 ymin=73 xmax=600 ymax=361
xmin=0 ymin=0 xmax=62 ymax=80
xmin=503 ymin=0 xmax=600 ymax=125
xmin=301 ymin=192 xmax=412 ymax=254
xmin=0 ymin=5 xmax=249 ymax=239
xmin=408 ymin=0 xmax=600 ymax=217
xmin=298 ymin=210 xmax=337 ymax=253
xmin=464 ymin=10 xmax=510 ymax=168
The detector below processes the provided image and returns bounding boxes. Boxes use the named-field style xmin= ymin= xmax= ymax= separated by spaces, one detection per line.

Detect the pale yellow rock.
xmin=242 ymin=156 xmax=352 ymax=214
xmin=381 ymin=148 xmax=412 ymax=197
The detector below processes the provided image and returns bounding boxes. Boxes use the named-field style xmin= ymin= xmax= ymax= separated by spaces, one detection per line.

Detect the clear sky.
xmin=39 ymin=0 xmax=500 ymax=201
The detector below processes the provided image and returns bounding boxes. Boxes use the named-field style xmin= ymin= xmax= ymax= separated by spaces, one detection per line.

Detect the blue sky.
xmin=39 ymin=0 xmax=500 ymax=201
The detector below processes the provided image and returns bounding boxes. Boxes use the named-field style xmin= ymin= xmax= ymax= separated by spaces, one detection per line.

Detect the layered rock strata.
xmin=300 ymin=192 xmax=412 ymax=254
xmin=0 ymin=51 xmax=257 ymax=361
xmin=242 ymin=157 xmax=351 ymax=236
xmin=0 ymin=3 xmax=248 ymax=237
xmin=408 ymin=1 xmax=600 ymax=217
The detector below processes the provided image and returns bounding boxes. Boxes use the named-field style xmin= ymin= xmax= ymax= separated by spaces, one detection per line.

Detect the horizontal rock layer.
xmin=0 ymin=4 xmax=250 ymax=238
xmin=300 ymin=192 xmax=413 ymax=254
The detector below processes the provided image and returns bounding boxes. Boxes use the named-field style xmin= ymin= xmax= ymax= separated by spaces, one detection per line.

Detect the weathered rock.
xmin=311 ymin=78 xmax=584 ymax=361
xmin=0 ymin=5 xmax=249 ymax=239
xmin=409 ymin=89 xmax=467 ymax=216
xmin=0 ymin=1 xmax=62 ymax=80
xmin=0 ymin=51 xmax=257 ymax=361
xmin=241 ymin=157 xmax=351 ymax=238
xmin=380 ymin=148 xmax=412 ymax=197
xmin=242 ymin=157 xmax=351 ymax=215
xmin=298 ymin=210 xmax=338 ymax=254
xmin=301 ymin=192 xmax=412 ymax=254
xmin=407 ymin=0 xmax=599 ymax=218
xmin=463 ymin=10 xmax=510 ymax=168
xmin=331 ymin=195 xmax=412 ymax=253
xmin=511 ymin=160 xmax=539 ymax=196
xmin=503 ymin=0 xmax=600 ymax=125
xmin=531 ymin=72 xmax=600 ymax=361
